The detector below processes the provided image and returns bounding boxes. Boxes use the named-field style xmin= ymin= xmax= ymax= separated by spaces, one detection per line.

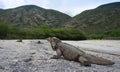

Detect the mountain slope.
xmin=0 ymin=5 xmax=71 ymax=27
xmin=65 ymin=2 xmax=120 ymax=34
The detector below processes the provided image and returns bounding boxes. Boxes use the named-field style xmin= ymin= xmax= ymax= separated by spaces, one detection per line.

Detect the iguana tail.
xmin=84 ymin=54 xmax=114 ymax=65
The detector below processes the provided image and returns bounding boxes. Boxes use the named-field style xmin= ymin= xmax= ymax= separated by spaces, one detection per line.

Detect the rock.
xmin=13 ymin=69 xmax=19 ymax=72
xmin=37 ymin=41 xmax=43 ymax=44
xmin=16 ymin=39 xmax=22 ymax=42
xmin=23 ymin=58 xmax=32 ymax=62
xmin=13 ymin=69 xmax=27 ymax=72
xmin=12 ymin=59 xmax=19 ymax=62
xmin=0 ymin=65 xmax=4 ymax=70
xmin=0 ymin=47 xmax=3 ymax=49
xmin=31 ymin=52 xmax=36 ymax=55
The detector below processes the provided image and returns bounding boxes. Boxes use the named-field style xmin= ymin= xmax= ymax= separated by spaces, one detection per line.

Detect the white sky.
xmin=0 ymin=0 xmax=119 ymax=16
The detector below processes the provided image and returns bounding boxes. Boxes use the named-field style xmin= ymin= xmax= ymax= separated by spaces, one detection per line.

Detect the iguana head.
xmin=47 ymin=37 xmax=61 ymax=50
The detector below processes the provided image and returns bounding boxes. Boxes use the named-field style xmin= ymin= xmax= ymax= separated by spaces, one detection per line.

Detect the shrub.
xmin=0 ymin=23 xmax=87 ymax=40
xmin=0 ymin=22 xmax=12 ymax=39
xmin=104 ymin=29 xmax=120 ymax=37
xmin=88 ymin=34 xmax=103 ymax=39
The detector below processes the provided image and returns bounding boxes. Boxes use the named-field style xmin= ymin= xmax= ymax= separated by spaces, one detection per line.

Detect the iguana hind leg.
xmin=78 ymin=56 xmax=91 ymax=67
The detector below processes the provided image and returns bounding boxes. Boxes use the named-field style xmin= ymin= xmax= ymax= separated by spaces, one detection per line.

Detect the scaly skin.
xmin=47 ymin=37 xmax=114 ymax=66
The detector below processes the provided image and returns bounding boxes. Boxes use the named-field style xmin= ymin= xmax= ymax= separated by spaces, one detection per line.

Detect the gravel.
xmin=0 ymin=40 xmax=120 ymax=72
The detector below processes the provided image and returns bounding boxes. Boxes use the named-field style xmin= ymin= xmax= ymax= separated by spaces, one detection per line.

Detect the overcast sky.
xmin=0 ymin=0 xmax=119 ymax=16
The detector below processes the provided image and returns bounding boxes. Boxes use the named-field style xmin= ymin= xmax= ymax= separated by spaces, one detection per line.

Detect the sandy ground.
xmin=64 ymin=40 xmax=120 ymax=55
xmin=0 ymin=40 xmax=120 ymax=72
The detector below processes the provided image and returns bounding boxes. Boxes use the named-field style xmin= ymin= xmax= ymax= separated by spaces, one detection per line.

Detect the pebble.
xmin=23 ymin=58 xmax=32 ymax=62
xmin=0 ymin=65 xmax=4 ymax=70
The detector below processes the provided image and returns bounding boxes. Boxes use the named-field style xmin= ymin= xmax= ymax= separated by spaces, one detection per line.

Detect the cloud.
xmin=24 ymin=0 xmax=50 ymax=8
xmin=0 ymin=1 xmax=5 ymax=8
xmin=2 ymin=0 xmax=26 ymax=9
xmin=42 ymin=0 xmax=50 ymax=8
xmin=55 ymin=6 xmax=96 ymax=17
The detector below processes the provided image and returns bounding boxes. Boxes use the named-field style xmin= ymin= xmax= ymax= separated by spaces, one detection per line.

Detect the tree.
xmin=0 ymin=22 xmax=11 ymax=39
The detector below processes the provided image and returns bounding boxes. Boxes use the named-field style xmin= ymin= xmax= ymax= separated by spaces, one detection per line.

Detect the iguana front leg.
xmin=51 ymin=49 xmax=62 ymax=59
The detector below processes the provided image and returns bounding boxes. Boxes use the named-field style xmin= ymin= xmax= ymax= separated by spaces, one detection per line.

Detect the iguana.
xmin=47 ymin=37 xmax=114 ymax=66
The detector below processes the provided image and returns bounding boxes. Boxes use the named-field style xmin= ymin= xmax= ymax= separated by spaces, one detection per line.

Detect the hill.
xmin=0 ymin=5 xmax=71 ymax=28
xmin=65 ymin=2 xmax=120 ymax=34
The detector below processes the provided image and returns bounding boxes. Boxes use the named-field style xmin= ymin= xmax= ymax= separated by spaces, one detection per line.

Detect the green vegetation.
xmin=65 ymin=2 xmax=120 ymax=34
xmin=104 ymin=29 xmax=120 ymax=37
xmin=0 ymin=22 xmax=119 ymax=40
xmin=0 ymin=3 xmax=120 ymax=40
xmin=103 ymin=29 xmax=120 ymax=39
xmin=0 ymin=22 xmax=86 ymax=40
xmin=88 ymin=34 xmax=103 ymax=39
xmin=0 ymin=22 xmax=12 ymax=39
xmin=0 ymin=5 xmax=71 ymax=28
xmin=87 ymin=29 xmax=120 ymax=39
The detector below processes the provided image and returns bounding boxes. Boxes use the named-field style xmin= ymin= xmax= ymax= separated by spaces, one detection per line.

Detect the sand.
xmin=0 ymin=39 xmax=120 ymax=72
xmin=64 ymin=40 xmax=120 ymax=55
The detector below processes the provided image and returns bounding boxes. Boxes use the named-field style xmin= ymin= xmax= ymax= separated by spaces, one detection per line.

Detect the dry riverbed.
xmin=0 ymin=40 xmax=120 ymax=72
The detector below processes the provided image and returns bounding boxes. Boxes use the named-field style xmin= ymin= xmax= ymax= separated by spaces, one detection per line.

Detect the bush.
xmin=87 ymin=29 xmax=120 ymax=39
xmin=88 ymin=34 xmax=103 ymax=39
xmin=7 ymin=27 xmax=87 ymax=40
xmin=45 ymin=28 xmax=87 ymax=40
xmin=103 ymin=29 xmax=120 ymax=39
xmin=0 ymin=22 xmax=12 ymax=39
xmin=0 ymin=23 xmax=87 ymax=40
xmin=104 ymin=29 xmax=120 ymax=37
